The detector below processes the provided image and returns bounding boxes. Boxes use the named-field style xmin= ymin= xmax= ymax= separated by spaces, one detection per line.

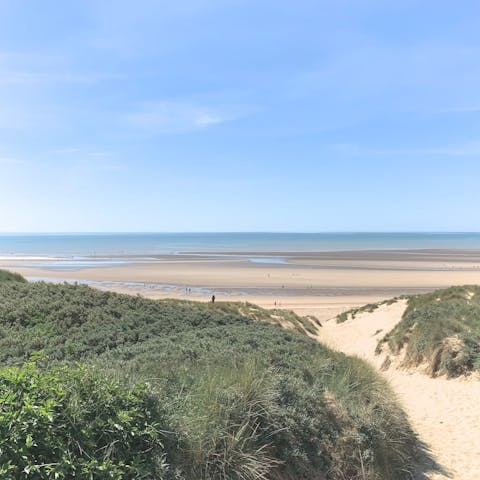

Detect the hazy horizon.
xmin=2 ymin=230 xmax=480 ymax=235
xmin=3 ymin=232 xmax=480 ymax=258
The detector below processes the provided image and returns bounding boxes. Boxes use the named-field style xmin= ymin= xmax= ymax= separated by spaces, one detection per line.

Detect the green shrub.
xmin=0 ymin=282 xmax=317 ymax=365
xmin=0 ymin=362 xmax=167 ymax=479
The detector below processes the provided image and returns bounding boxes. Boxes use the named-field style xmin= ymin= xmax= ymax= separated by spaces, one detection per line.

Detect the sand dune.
xmin=314 ymin=301 xmax=480 ymax=480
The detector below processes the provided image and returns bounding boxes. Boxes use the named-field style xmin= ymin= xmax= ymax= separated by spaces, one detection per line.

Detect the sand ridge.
xmin=314 ymin=301 xmax=480 ymax=480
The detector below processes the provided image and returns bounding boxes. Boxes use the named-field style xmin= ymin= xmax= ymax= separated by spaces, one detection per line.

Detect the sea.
xmin=1 ymin=232 xmax=480 ymax=257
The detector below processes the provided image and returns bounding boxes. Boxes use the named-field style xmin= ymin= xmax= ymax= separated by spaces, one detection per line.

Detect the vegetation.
xmin=0 ymin=362 xmax=166 ymax=479
xmin=377 ymin=286 xmax=480 ymax=377
xmin=0 ymin=270 xmax=421 ymax=479
xmin=194 ymin=300 xmax=320 ymax=335
xmin=0 ymin=281 xmax=318 ymax=365
xmin=0 ymin=269 xmax=26 ymax=283
xmin=336 ymin=298 xmax=400 ymax=323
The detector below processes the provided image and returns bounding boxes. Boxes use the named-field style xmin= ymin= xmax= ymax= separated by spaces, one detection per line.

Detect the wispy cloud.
xmin=295 ymin=43 xmax=480 ymax=115
xmin=49 ymin=149 xmax=123 ymax=172
xmin=82 ymin=160 xmax=124 ymax=172
xmin=54 ymin=157 xmax=126 ymax=181
xmin=433 ymin=106 xmax=480 ymax=114
xmin=0 ymin=157 xmax=26 ymax=165
xmin=125 ymin=100 xmax=247 ymax=134
xmin=52 ymin=148 xmax=82 ymax=155
xmin=87 ymin=151 xmax=114 ymax=158
xmin=0 ymin=51 xmax=124 ymax=86
xmin=52 ymin=148 xmax=114 ymax=157
xmin=330 ymin=141 xmax=480 ymax=157
xmin=0 ymin=70 xmax=124 ymax=85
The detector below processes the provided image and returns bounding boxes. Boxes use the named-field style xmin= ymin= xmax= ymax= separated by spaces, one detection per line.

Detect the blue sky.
xmin=1 ymin=0 xmax=480 ymax=232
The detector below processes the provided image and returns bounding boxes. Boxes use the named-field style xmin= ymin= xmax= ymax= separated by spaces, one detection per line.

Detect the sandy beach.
xmin=2 ymin=249 xmax=480 ymax=322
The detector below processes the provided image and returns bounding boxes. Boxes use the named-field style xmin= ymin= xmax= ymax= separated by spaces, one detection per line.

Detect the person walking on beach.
xmin=211 ymin=295 xmax=216 ymax=303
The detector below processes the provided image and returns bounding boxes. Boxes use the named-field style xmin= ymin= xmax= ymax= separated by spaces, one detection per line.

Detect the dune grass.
xmin=0 ymin=269 xmax=27 ymax=283
xmin=193 ymin=300 xmax=320 ymax=335
xmin=376 ymin=285 xmax=480 ymax=377
xmin=336 ymin=297 xmax=400 ymax=323
xmin=0 ymin=270 xmax=422 ymax=479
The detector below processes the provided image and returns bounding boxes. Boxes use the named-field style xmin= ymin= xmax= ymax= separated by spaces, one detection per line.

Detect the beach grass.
xmin=336 ymin=297 xmax=400 ymax=324
xmin=376 ymin=285 xmax=480 ymax=377
xmin=0 ymin=269 xmax=27 ymax=283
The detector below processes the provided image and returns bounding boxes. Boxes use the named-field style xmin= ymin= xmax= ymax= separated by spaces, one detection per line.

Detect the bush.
xmin=0 ymin=362 xmax=167 ymax=479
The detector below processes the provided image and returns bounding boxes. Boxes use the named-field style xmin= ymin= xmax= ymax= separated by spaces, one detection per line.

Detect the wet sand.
xmin=2 ymin=249 xmax=480 ymax=322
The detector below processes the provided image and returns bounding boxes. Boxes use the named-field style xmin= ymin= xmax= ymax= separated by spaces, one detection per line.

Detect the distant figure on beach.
xmin=211 ymin=295 xmax=215 ymax=303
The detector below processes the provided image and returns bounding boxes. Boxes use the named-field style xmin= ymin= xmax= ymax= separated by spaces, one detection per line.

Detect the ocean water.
xmin=0 ymin=232 xmax=480 ymax=257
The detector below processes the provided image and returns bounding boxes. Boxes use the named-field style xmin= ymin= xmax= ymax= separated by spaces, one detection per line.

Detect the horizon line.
xmin=1 ymin=231 xmax=480 ymax=235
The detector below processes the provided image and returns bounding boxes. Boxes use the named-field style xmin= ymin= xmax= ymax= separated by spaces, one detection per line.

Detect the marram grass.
xmin=377 ymin=285 xmax=480 ymax=377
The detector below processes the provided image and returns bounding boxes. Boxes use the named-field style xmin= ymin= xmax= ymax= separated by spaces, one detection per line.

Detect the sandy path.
xmin=313 ymin=301 xmax=480 ymax=480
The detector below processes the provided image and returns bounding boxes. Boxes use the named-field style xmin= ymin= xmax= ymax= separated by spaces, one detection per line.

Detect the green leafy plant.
xmin=0 ymin=362 xmax=167 ymax=479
